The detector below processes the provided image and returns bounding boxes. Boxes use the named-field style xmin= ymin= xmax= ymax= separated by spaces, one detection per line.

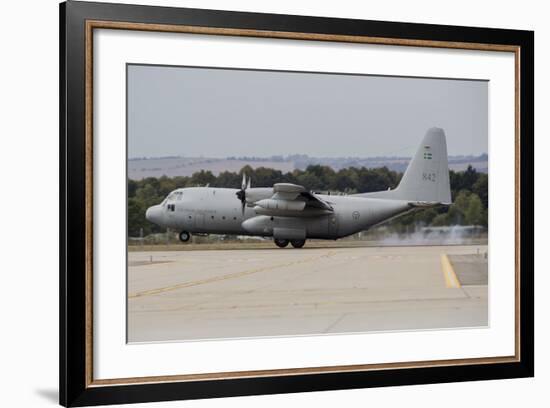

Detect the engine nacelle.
xmin=255 ymin=199 xmax=305 ymax=211
xmin=241 ymin=215 xmax=273 ymax=236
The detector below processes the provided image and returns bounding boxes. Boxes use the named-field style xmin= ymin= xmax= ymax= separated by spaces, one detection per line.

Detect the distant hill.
xmin=128 ymin=154 xmax=488 ymax=180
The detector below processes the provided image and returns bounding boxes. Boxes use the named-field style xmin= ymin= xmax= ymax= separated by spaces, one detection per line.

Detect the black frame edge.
xmin=71 ymin=362 xmax=532 ymax=407
xmin=62 ymin=1 xmax=89 ymax=405
xmin=519 ymin=30 xmax=535 ymax=377
xmin=60 ymin=1 xmax=534 ymax=406
xmin=59 ymin=1 xmax=68 ymax=406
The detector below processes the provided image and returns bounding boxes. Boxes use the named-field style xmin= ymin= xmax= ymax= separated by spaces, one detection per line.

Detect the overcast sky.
xmin=127 ymin=64 xmax=488 ymax=158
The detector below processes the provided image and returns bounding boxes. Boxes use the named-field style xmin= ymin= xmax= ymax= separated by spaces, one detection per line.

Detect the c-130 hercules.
xmin=146 ymin=128 xmax=452 ymax=248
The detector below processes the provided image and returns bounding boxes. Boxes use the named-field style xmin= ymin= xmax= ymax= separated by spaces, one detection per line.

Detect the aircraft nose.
xmin=146 ymin=205 xmax=162 ymax=224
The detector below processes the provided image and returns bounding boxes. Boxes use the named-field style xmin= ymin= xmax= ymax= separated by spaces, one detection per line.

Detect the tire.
xmin=274 ymin=239 xmax=289 ymax=248
xmin=179 ymin=231 xmax=191 ymax=242
xmin=290 ymin=239 xmax=306 ymax=248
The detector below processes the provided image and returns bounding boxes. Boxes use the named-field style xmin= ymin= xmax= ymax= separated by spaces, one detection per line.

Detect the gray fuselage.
xmin=146 ymin=187 xmax=412 ymax=240
xmin=145 ymin=128 xmax=452 ymax=242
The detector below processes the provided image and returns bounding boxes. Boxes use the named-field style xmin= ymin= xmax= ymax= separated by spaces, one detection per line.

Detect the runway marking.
xmin=131 ymin=294 xmax=481 ymax=315
xmin=128 ymin=260 xmax=172 ymax=267
xmin=440 ymin=253 xmax=461 ymax=288
xmin=129 ymin=250 xmax=336 ymax=299
xmin=323 ymin=313 xmax=348 ymax=333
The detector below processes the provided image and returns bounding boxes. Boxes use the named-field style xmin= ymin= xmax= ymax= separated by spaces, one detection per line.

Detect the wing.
xmin=251 ymin=183 xmax=333 ymax=216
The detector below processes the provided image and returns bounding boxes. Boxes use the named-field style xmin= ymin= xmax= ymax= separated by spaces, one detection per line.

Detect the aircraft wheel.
xmin=274 ymin=239 xmax=289 ymax=248
xmin=290 ymin=240 xmax=306 ymax=248
xmin=179 ymin=231 xmax=191 ymax=242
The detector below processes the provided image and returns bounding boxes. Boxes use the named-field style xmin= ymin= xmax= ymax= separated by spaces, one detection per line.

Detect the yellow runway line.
xmin=129 ymin=250 xmax=336 ymax=299
xmin=440 ymin=254 xmax=461 ymax=288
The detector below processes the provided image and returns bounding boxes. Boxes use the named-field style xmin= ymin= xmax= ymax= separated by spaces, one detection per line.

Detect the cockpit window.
xmin=165 ymin=191 xmax=183 ymax=202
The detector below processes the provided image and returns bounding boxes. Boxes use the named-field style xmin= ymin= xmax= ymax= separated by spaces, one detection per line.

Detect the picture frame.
xmin=60 ymin=1 xmax=534 ymax=406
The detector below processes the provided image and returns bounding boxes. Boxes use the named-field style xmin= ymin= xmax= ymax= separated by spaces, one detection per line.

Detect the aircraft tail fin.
xmin=358 ymin=127 xmax=452 ymax=204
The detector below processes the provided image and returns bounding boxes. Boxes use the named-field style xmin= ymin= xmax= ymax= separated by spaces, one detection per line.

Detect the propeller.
xmin=236 ymin=173 xmax=249 ymax=215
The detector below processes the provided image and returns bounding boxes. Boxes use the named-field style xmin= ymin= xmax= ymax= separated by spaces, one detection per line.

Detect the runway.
xmin=127 ymin=244 xmax=488 ymax=342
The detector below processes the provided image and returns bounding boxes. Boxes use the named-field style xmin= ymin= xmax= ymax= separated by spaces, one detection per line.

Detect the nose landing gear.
xmin=179 ymin=231 xmax=191 ymax=242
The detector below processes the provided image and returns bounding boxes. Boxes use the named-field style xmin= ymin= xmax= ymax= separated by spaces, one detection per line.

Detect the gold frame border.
xmin=84 ymin=20 xmax=521 ymax=388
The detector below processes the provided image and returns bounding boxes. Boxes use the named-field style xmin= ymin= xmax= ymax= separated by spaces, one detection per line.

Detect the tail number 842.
xmin=422 ymin=172 xmax=437 ymax=182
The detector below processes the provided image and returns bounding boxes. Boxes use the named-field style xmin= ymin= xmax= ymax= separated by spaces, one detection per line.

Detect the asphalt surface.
xmin=449 ymin=253 xmax=489 ymax=285
xmin=127 ymin=244 xmax=488 ymax=342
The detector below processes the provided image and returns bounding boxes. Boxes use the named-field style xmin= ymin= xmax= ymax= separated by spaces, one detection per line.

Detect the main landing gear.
xmin=290 ymin=240 xmax=306 ymax=248
xmin=274 ymin=239 xmax=289 ymax=248
xmin=179 ymin=231 xmax=191 ymax=242
xmin=274 ymin=238 xmax=306 ymax=248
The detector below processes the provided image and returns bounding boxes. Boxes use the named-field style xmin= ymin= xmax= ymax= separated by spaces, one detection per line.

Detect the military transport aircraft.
xmin=145 ymin=127 xmax=452 ymax=248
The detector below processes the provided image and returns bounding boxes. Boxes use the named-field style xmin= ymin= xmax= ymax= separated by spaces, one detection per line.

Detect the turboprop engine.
xmin=255 ymin=199 xmax=306 ymax=211
xmin=235 ymin=174 xmax=274 ymax=214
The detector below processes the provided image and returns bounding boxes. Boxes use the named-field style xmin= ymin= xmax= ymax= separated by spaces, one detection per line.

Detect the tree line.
xmin=128 ymin=164 xmax=488 ymax=237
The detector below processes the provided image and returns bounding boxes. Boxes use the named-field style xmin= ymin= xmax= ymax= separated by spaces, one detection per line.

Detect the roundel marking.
xmin=352 ymin=211 xmax=360 ymax=220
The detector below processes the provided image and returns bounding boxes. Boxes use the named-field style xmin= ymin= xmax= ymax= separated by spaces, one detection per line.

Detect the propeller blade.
xmin=241 ymin=173 xmax=247 ymax=190
xmin=237 ymin=173 xmax=248 ymax=215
